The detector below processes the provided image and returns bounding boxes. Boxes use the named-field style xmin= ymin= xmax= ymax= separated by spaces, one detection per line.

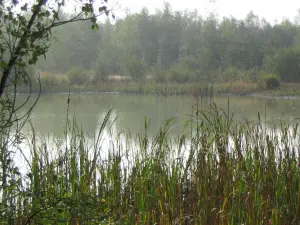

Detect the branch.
xmin=48 ymin=11 xmax=109 ymax=29
xmin=22 ymin=199 xmax=62 ymax=225
xmin=0 ymin=0 xmax=46 ymax=97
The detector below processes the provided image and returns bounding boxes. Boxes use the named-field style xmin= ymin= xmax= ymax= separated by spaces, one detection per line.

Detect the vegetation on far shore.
xmin=33 ymin=5 xmax=300 ymax=95
xmin=15 ymin=4 xmax=300 ymax=98
xmin=22 ymin=70 xmax=300 ymax=98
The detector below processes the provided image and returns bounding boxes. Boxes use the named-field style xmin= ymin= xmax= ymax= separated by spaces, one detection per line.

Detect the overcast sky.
xmin=112 ymin=0 xmax=300 ymax=23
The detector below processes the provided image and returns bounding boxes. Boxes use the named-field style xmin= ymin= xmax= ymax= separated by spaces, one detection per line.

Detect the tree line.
xmin=36 ymin=4 xmax=300 ymax=84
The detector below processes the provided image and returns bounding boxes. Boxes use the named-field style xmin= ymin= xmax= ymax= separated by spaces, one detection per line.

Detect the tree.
xmin=38 ymin=17 xmax=102 ymax=72
xmin=0 ymin=1 xmax=113 ymax=222
xmin=264 ymin=46 xmax=300 ymax=82
xmin=0 ymin=0 xmax=113 ymax=130
xmin=125 ymin=55 xmax=146 ymax=80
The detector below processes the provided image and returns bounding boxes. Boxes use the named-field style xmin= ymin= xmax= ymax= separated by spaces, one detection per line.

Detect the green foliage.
xmin=0 ymin=0 xmax=112 ymax=139
xmin=166 ymin=65 xmax=195 ymax=83
xmin=272 ymin=47 xmax=300 ymax=82
xmin=40 ymin=73 xmax=71 ymax=91
xmin=124 ymin=56 xmax=146 ymax=80
xmin=0 ymin=0 xmax=111 ymax=94
xmin=1 ymin=106 xmax=299 ymax=224
xmin=28 ymin=7 xmax=300 ymax=84
xmin=178 ymin=56 xmax=201 ymax=71
xmin=153 ymin=68 xmax=167 ymax=83
xmin=264 ymin=75 xmax=281 ymax=89
xmin=243 ymin=67 xmax=260 ymax=82
xmin=1 ymin=109 xmax=114 ymax=224
xmin=218 ymin=66 xmax=241 ymax=82
xmin=67 ymin=67 xmax=93 ymax=86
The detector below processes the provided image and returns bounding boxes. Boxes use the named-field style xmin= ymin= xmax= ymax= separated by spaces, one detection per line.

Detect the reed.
xmin=0 ymin=102 xmax=299 ymax=224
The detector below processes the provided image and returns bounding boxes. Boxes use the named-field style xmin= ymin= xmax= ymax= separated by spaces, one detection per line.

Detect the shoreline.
xmin=16 ymin=81 xmax=300 ymax=99
xmin=18 ymin=89 xmax=300 ymax=100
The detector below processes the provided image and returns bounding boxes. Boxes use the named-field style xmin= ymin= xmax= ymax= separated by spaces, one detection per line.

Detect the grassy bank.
xmin=1 ymin=104 xmax=299 ymax=224
xmin=20 ymin=71 xmax=300 ymax=97
xmin=22 ymin=79 xmax=261 ymax=96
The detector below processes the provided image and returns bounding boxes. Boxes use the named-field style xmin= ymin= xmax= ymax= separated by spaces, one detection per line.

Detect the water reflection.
xmin=14 ymin=93 xmax=300 ymax=176
xmin=16 ymin=93 xmax=300 ymax=138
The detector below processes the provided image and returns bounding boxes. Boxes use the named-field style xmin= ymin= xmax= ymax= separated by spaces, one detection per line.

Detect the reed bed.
xmin=0 ymin=103 xmax=299 ymax=225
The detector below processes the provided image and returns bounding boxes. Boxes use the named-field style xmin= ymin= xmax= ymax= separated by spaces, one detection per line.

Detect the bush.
xmin=153 ymin=69 xmax=167 ymax=83
xmin=243 ymin=67 xmax=260 ymax=82
xmin=40 ymin=73 xmax=70 ymax=91
xmin=220 ymin=66 xmax=241 ymax=82
xmin=264 ymin=47 xmax=300 ymax=82
xmin=167 ymin=66 xmax=194 ymax=83
xmin=178 ymin=56 xmax=201 ymax=71
xmin=67 ymin=67 xmax=93 ymax=86
xmin=264 ymin=75 xmax=280 ymax=89
xmin=124 ymin=56 xmax=146 ymax=81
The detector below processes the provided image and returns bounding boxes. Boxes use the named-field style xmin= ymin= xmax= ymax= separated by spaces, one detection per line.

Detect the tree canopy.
xmin=36 ymin=6 xmax=300 ymax=84
xmin=0 ymin=0 xmax=113 ymax=132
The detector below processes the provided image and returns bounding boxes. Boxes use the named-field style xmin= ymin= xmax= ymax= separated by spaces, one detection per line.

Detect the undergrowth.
xmin=0 ymin=102 xmax=299 ymax=224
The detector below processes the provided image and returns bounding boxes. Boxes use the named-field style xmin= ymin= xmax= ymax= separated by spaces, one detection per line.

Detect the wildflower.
xmin=100 ymin=198 xmax=105 ymax=204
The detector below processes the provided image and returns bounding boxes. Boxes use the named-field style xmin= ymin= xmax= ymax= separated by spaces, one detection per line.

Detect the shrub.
xmin=220 ymin=66 xmax=241 ymax=82
xmin=265 ymin=47 xmax=300 ymax=82
xmin=67 ymin=67 xmax=92 ymax=86
xmin=243 ymin=67 xmax=260 ymax=82
xmin=264 ymin=75 xmax=280 ymax=89
xmin=179 ymin=56 xmax=201 ymax=71
xmin=167 ymin=66 xmax=194 ymax=83
xmin=40 ymin=73 xmax=70 ymax=91
xmin=153 ymin=69 xmax=167 ymax=83
xmin=124 ymin=56 xmax=146 ymax=81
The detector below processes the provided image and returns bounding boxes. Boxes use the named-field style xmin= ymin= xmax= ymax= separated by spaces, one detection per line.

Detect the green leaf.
xmin=21 ymin=3 xmax=28 ymax=11
xmin=99 ymin=6 xmax=107 ymax=12
xmin=90 ymin=17 xmax=96 ymax=24
xmin=92 ymin=23 xmax=99 ymax=31
xmin=52 ymin=10 xmax=59 ymax=20
xmin=0 ymin=61 xmax=8 ymax=69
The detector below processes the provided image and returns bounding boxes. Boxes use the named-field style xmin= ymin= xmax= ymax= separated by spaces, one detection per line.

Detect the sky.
xmin=111 ymin=0 xmax=300 ymax=23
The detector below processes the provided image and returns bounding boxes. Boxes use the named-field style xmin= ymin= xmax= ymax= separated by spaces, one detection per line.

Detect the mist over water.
xmin=17 ymin=93 xmax=300 ymax=137
xmin=13 ymin=92 xmax=299 ymax=173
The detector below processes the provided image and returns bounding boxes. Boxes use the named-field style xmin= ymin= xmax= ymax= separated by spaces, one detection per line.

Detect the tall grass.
xmin=0 ymin=102 xmax=299 ymax=224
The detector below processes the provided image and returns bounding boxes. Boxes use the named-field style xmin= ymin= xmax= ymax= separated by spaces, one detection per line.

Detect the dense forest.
xmin=35 ymin=4 xmax=300 ymax=87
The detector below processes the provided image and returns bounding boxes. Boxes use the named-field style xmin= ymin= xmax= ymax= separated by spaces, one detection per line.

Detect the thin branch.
xmin=22 ymin=200 xmax=62 ymax=225
xmin=0 ymin=0 xmax=45 ymax=97
xmin=49 ymin=11 xmax=107 ymax=29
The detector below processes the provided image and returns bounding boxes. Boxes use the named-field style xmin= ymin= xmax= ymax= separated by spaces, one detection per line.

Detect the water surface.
xmin=18 ymin=93 xmax=300 ymax=137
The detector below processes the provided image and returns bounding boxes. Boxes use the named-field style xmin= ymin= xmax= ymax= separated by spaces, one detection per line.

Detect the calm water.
xmin=18 ymin=93 xmax=300 ymax=137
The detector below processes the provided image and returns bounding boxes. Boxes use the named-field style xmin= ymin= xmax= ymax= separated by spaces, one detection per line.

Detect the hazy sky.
xmin=114 ymin=0 xmax=300 ymax=23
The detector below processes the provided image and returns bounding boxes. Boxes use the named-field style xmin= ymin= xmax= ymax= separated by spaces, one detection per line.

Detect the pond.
xmin=11 ymin=92 xmax=300 ymax=176
xmin=18 ymin=92 xmax=300 ymax=138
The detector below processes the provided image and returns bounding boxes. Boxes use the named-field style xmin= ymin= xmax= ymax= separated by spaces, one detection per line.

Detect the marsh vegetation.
xmin=1 ymin=98 xmax=299 ymax=224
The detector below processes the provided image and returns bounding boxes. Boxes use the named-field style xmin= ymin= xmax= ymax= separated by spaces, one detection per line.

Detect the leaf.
xmin=90 ymin=17 xmax=96 ymax=24
xmin=0 ymin=61 xmax=8 ymax=69
xmin=92 ymin=24 xmax=99 ymax=31
xmin=52 ymin=10 xmax=59 ymax=20
xmin=12 ymin=0 xmax=19 ymax=6
xmin=99 ymin=6 xmax=107 ymax=12
xmin=21 ymin=3 xmax=28 ymax=11
xmin=82 ymin=4 xmax=92 ymax=14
